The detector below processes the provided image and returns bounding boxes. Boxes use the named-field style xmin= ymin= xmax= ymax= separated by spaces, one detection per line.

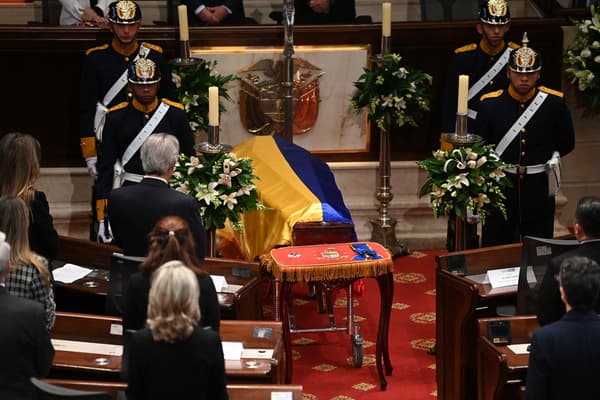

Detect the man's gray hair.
xmin=141 ymin=133 xmax=180 ymax=175
xmin=0 ymin=231 xmax=11 ymax=278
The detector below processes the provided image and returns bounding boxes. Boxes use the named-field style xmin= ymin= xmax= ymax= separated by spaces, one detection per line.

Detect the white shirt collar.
xmin=143 ymin=175 xmax=168 ymax=185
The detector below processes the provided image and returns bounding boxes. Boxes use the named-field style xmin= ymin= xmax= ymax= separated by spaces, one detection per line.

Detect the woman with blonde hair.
xmin=122 ymin=215 xmax=220 ymax=332
xmin=0 ymin=197 xmax=56 ymax=329
xmin=126 ymin=261 xmax=227 ymax=400
xmin=0 ymin=132 xmax=58 ymax=260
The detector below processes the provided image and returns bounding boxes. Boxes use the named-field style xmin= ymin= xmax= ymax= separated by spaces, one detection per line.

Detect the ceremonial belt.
xmin=113 ymin=102 xmax=170 ymax=188
xmin=495 ymin=91 xmax=548 ymax=156
xmin=94 ymin=44 xmax=150 ymax=142
xmin=504 ymin=164 xmax=545 ymax=175
xmin=467 ymin=46 xmax=513 ymax=121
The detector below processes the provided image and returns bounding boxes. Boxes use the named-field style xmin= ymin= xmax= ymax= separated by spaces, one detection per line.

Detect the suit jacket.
xmin=537 ymin=240 xmax=600 ymax=326
xmin=108 ymin=177 xmax=207 ymax=260
xmin=29 ymin=191 xmax=58 ymax=261
xmin=0 ymin=287 xmax=54 ymax=400
xmin=126 ymin=325 xmax=227 ymax=400
xmin=122 ymin=270 xmax=220 ymax=333
xmin=525 ymin=310 xmax=600 ymax=400
xmin=294 ymin=0 xmax=356 ymax=24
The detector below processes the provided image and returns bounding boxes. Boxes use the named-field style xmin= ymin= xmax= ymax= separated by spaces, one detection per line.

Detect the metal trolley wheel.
xmin=351 ymin=331 xmax=364 ymax=368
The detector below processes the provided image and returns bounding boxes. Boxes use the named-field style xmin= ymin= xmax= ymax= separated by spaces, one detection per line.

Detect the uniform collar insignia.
xmin=111 ymin=38 xmax=139 ymax=57
xmin=508 ymin=85 xmax=536 ymax=103
xmin=132 ymin=97 xmax=159 ymax=113
xmin=480 ymin=38 xmax=505 ymax=57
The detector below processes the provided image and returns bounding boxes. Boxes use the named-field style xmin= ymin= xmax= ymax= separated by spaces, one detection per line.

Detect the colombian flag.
xmin=219 ymin=136 xmax=355 ymax=260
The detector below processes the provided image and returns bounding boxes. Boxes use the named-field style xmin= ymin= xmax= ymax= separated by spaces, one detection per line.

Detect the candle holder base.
xmin=170 ymin=57 xmax=202 ymax=67
xmin=443 ymin=132 xmax=483 ymax=146
xmin=194 ymin=142 xmax=232 ymax=154
xmin=369 ymin=218 xmax=410 ymax=258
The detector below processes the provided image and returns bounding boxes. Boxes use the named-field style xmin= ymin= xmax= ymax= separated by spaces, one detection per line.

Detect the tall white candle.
xmin=178 ymin=5 xmax=189 ymax=41
xmin=382 ymin=2 xmax=391 ymax=38
xmin=208 ymin=86 xmax=219 ymax=126
xmin=457 ymin=75 xmax=469 ymax=114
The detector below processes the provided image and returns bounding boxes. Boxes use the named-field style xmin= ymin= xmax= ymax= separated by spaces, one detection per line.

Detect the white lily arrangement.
xmin=416 ymin=142 xmax=514 ymax=223
xmin=564 ymin=5 xmax=600 ymax=115
xmin=169 ymin=151 xmax=266 ymax=231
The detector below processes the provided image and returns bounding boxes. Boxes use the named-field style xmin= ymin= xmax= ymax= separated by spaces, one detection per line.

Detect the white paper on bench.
xmin=271 ymin=392 xmax=293 ymax=400
xmin=51 ymin=338 xmax=123 ymax=356
xmin=507 ymin=343 xmax=530 ymax=354
xmin=222 ymin=341 xmax=244 ymax=360
xmin=52 ymin=264 xmax=93 ymax=284
xmin=482 ymin=266 xmax=536 ymax=288
xmin=210 ymin=275 xmax=227 ymax=292
xmin=241 ymin=348 xmax=274 ymax=359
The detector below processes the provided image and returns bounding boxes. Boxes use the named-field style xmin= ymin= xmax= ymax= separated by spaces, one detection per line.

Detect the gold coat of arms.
xmin=239 ymin=57 xmax=324 ymax=136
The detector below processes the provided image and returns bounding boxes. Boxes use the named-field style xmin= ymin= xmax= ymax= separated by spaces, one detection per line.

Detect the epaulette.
xmin=108 ymin=101 xmax=129 ymax=113
xmin=162 ymin=98 xmax=184 ymax=110
xmin=454 ymin=43 xmax=477 ymax=54
xmin=539 ymin=86 xmax=564 ymax=98
xmin=85 ymin=43 xmax=109 ymax=56
xmin=508 ymin=41 xmax=520 ymax=49
xmin=141 ymin=42 xmax=163 ymax=54
xmin=480 ymin=89 xmax=504 ymax=101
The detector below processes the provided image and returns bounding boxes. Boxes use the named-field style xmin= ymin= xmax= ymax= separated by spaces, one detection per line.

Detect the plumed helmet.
xmin=479 ymin=0 xmax=511 ymax=25
xmin=509 ymin=32 xmax=542 ymax=73
xmin=128 ymin=58 xmax=161 ymax=84
xmin=107 ymin=0 xmax=142 ymax=24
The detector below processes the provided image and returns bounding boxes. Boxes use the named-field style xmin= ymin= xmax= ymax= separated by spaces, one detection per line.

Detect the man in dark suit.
xmin=537 ymin=196 xmax=600 ymax=326
xmin=294 ymin=0 xmax=356 ymax=24
xmin=0 ymin=231 xmax=54 ymax=400
xmin=108 ymin=133 xmax=207 ymax=260
xmin=183 ymin=0 xmax=246 ymax=25
xmin=525 ymin=256 xmax=600 ymax=400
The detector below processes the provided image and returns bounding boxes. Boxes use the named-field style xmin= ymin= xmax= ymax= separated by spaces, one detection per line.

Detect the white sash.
xmin=495 ymin=91 xmax=548 ymax=157
xmin=113 ymin=102 xmax=170 ymax=189
xmin=466 ymin=47 xmax=513 ymax=121
xmin=94 ymin=44 xmax=150 ymax=142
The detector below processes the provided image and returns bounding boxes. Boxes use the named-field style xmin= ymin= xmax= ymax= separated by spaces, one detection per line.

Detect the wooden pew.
xmin=49 ymin=312 xmax=284 ymax=384
xmin=436 ymin=243 xmax=523 ymax=400
xmin=476 ymin=316 xmax=538 ymax=400
xmin=53 ymin=236 xmax=263 ymax=320
xmin=228 ymin=384 xmax=303 ymax=400
xmin=43 ymin=379 xmax=303 ymax=400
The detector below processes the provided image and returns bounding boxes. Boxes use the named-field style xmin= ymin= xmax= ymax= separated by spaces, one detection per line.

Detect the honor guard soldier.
xmin=94 ymin=58 xmax=194 ymax=243
xmin=440 ymin=0 xmax=517 ymax=250
xmin=80 ymin=0 xmax=176 ymax=238
xmin=473 ymin=33 xmax=575 ymax=247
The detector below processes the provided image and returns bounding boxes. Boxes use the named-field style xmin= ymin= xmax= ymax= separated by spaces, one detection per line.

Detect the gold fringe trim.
xmin=261 ymin=253 xmax=393 ymax=282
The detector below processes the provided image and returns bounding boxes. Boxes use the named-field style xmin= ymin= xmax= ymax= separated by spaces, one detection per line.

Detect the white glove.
xmin=466 ymin=210 xmax=481 ymax=225
xmin=86 ymin=157 xmax=98 ymax=179
xmin=97 ymin=221 xmax=113 ymax=243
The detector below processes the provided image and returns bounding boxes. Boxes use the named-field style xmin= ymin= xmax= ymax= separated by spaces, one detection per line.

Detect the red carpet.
xmin=268 ymin=249 xmax=445 ymax=399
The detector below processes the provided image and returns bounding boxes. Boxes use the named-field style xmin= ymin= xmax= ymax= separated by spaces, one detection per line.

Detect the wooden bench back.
xmin=44 ymin=379 xmax=303 ymax=400
xmin=56 ymin=236 xmax=121 ymax=270
xmin=436 ymin=243 xmax=523 ymax=276
xmin=477 ymin=315 xmax=539 ymax=343
xmin=51 ymin=311 xmax=123 ymax=345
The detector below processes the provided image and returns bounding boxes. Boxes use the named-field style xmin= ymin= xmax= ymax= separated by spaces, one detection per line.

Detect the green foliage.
xmin=564 ymin=5 xmax=600 ymax=115
xmin=416 ymin=143 xmax=514 ymax=223
xmin=171 ymin=60 xmax=238 ymax=135
xmin=350 ymin=53 xmax=432 ymax=131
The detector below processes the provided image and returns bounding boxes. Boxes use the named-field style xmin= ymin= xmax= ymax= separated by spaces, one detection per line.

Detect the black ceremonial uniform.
xmin=79 ymin=39 xmax=177 ymax=159
xmin=440 ymin=39 xmax=518 ymax=134
xmin=473 ymin=86 xmax=575 ymax=246
xmin=95 ymin=98 xmax=195 ymax=202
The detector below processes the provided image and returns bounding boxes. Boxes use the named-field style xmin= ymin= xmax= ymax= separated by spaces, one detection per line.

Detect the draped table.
xmin=262 ymin=241 xmax=394 ymax=390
